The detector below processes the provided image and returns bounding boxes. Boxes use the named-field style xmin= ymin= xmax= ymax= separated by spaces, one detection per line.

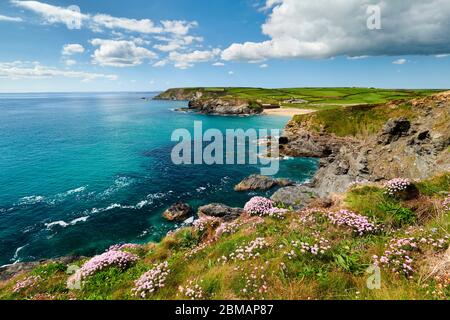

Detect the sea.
xmin=0 ymin=92 xmax=318 ymax=266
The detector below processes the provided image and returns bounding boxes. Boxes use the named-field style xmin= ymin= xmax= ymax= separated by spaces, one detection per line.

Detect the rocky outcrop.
xmin=163 ymin=202 xmax=193 ymax=221
xmin=234 ymin=175 xmax=294 ymax=191
xmin=198 ymin=203 xmax=244 ymax=221
xmin=281 ymin=92 xmax=450 ymax=197
xmin=270 ymin=185 xmax=317 ymax=209
xmin=0 ymin=256 xmax=82 ymax=281
xmin=188 ymin=98 xmax=262 ymax=115
xmin=153 ymin=88 xmax=205 ymax=101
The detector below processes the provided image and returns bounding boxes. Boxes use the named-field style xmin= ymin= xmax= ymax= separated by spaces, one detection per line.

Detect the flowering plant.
xmin=133 ymin=261 xmax=170 ymax=298
xmin=443 ymin=195 xmax=450 ymax=212
xmin=244 ymin=196 xmax=287 ymax=218
xmin=384 ymin=178 xmax=411 ymax=196
xmin=79 ymin=250 xmax=138 ymax=278
xmin=327 ymin=209 xmax=377 ymax=235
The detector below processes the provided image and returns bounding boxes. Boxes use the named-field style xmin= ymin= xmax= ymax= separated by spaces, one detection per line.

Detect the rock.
xmin=198 ymin=203 xmax=244 ymax=221
xmin=188 ymin=98 xmax=262 ymax=115
xmin=234 ymin=174 xmax=294 ymax=191
xmin=0 ymin=256 xmax=82 ymax=281
xmin=270 ymin=185 xmax=317 ymax=210
xmin=163 ymin=202 xmax=193 ymax=221
xmin=377 ymin=118 xmax=411 ymax=145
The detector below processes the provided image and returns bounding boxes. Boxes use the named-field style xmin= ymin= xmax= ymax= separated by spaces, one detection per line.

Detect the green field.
xmin=169 ymin=87 xmax=444 ymax=110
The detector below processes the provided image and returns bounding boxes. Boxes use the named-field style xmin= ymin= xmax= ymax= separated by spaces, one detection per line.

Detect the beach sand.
xmin=262 ymin=107 xmax=316 ymax=116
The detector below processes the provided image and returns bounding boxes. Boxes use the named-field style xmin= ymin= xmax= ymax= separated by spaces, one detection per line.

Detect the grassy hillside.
xmin=156 ymin=87 xmax=443 ymax=110
xmin=1 ymin=173 xmax=449 ymax=300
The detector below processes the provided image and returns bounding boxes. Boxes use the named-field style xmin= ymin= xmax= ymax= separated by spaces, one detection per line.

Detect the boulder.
xmin=198 ymin=203 xmax=243 ymax=221
xmin=270 ymin=185 xmax=317 ymax=210
xmin=234 ymin=174 xmax=294 ymax=191
xmin=378 ymin=118 xmax=411 ymax=145
xmin=163 ymin=202 xmax=193 ymax=221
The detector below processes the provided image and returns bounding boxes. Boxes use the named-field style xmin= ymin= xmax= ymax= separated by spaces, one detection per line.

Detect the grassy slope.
xmin=160 ymin=87 xmax=443 ymax=110
xmin=1 ymin=173 xmax=449 ymax=300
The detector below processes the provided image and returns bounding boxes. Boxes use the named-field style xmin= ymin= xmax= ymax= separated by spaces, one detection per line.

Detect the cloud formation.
xmin=62 ymin=44 xmax=85 ymax=55
xmin=12 ymin=1 xmax=197 ymax=35
xmin=222 ymin=0 xmax=450 ymax=61
xmin=0 ymin=14 xmax=23 ymax=22
xmin=90 ymin=39 xmax=158 ymax=67
xmin=169 ymin=49 xmax=221 ymax=69
xmin=0 ymin=61 xmax=117 ymax=81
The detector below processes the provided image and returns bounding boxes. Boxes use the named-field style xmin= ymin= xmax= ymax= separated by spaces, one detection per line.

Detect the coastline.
xmin=263 ymin=107 xmax=316 ymax=116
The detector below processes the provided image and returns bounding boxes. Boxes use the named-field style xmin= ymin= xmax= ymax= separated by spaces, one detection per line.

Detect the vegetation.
xmin=1 ymin=173 xmax=448 ymax=300
xmin=158 ymin=87 xmax=443 ymax=110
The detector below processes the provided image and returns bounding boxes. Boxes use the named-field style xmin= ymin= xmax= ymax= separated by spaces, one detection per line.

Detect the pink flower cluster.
xmin=13 ymin=276 xmax=40 ymax=293
xmin=285 ymin=232 xmax=331 ymax=258
xmin=327 ymin=209 xmax=377 ymax=235
xmin=384 ymin=178 xmax=411 ymax=196
xmin=193 ymin=216 xmax=221 ymax=232
xmin=133 ymin=261 xmax=170 ymax=298
xmin=373 ymin=233 xmax=449 ymax=277
xmin=215 ymin=221 xmax=241 ymax=238
xmin=79 ymin=250 xmax=138 ymax=278
xmin=218 ymin=237 xmax=269 ymax=264
xmin=108 ymin=243 xmax=141 ymax=252
xmin=178 ymin=280 xmax=204 ymax=300
xmin=244 ymin=196 xmax=287 ymax=218
xmin=443 ymin=195 xmax=450 ymax=212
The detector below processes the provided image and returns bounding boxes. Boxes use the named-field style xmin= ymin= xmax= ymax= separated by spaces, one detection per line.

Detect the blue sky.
xmin=1 ymin=0 xmax=450 ymax=92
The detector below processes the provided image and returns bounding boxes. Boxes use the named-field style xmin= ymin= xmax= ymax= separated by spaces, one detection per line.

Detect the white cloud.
xmin=393 ymin=59 xmax=407 ymax=65
xmin=161 ymin=20 xmax=198 ymax=36
xmin=64 ymin=59 xmax=77 ymax=66
xmin=228 ymin=71 xmax=234 ymax=75
xmin=90 ymin=39 xmax=157 ymax=67
xmin=222 ymin=0 xmax=450 ymax=61
xmin=62 ymin=44 xmax=85 ymax=55
xmin=435 ymin=54 xmax=450 ymax=58
xmin=212 ymin=62 xmax=225 ymax=67
xmin=12 ymin=1 xmax=198 ymax=35
xmin=153 ymin=60 xmax=168 ymax=67
xmin=0 ymin=60 xmax=117 ymax=81
xmin=259 ymin=63 xmax=268 ymax=68
xmin=92 ymin=14 xmax=163 ymax=34
xmin=153 ymin=36 xmax=203 ymax=52
xmin=169 ymin=49 xmax=221 ymax=69
xmin=0 ymin=14 xmax=23 ymax=22
xmin=11 ymin=0 xmax=87 ymax=29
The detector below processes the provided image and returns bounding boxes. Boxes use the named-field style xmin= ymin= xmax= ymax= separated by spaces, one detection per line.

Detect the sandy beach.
xmin=262 ymin=107 xmax=316 ymax=116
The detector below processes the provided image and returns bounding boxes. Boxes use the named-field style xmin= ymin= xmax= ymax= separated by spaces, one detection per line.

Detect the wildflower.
xmin=133 ymin=261 xmax=170 ymax=298
xmin=384 ymin=178 xmax=411 ymax=196
xmin=13 ymin=276 xmax=41 ymax=293
xmin=79 ymin=250 xmax=138 ymax=278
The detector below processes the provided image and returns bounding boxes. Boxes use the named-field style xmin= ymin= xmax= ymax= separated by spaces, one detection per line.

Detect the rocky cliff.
xmin=154 ymin=88 xmax=263 ymax=115
xmin=280 ymin=91 xmax=450 ymax=197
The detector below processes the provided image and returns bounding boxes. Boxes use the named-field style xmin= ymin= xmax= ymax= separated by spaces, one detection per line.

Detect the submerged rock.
xmin=198 ymin=203 xmax=244 ymax=221
xmin=234 ymin=174 xmax=294 ymax=191
xmin=163 ymin=202 xmax=193 ymax=221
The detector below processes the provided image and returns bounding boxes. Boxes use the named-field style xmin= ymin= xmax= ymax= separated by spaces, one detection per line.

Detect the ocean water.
xmin=0 ymin=92 xmax=318 ymax=266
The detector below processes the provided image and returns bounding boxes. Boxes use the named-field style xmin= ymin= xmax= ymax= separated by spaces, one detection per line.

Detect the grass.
xmin=157 ymin=87 xmax=444 ymax=110
xmin=1 ymin=173 xmax=449 ymax=300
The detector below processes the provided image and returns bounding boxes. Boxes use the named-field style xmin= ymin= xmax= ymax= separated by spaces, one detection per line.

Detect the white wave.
xmin=13 ymin=243 xmax=29 ymax=261
xmin=45 ymin=216 xmax=89 ymax=229
xmin=99 ymin=176 xmax=135 ymax=198
xmin=283 ymin=156 xmax=294 ymax=160
xmin=196 ymin=187 xmax=206 ymax=192
xmin=17 ymin=195 xmax=45 ymax=205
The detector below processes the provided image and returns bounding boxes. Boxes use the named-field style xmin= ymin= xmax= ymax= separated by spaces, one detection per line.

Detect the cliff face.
xmin=154 ymin=88 xmax=263 ymax=115
xmin=188 ymin=98 xmax=262 ymax=115
xmin=281 ymin=91 xmax=450 ymax=197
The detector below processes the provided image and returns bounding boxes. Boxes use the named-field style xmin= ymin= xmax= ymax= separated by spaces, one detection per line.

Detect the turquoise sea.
xmin=0 ymin=92 xmax=318 ymax=266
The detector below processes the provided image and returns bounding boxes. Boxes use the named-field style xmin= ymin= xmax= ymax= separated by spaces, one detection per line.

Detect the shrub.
xmin=79 ymin=250 xmax=138 ymax=278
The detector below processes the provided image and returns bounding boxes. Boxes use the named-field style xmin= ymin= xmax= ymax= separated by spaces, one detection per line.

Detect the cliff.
xmin=280 ymin=92 xmax=450 ymax=197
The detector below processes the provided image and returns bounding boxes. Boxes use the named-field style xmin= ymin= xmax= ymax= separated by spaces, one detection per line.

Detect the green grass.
xmin=158 ymin=87 xmax=444 ymax=109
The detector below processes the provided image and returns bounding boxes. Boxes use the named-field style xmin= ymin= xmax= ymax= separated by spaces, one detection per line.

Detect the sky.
xmin=1 ymin=0 xmax=450 ymax=92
